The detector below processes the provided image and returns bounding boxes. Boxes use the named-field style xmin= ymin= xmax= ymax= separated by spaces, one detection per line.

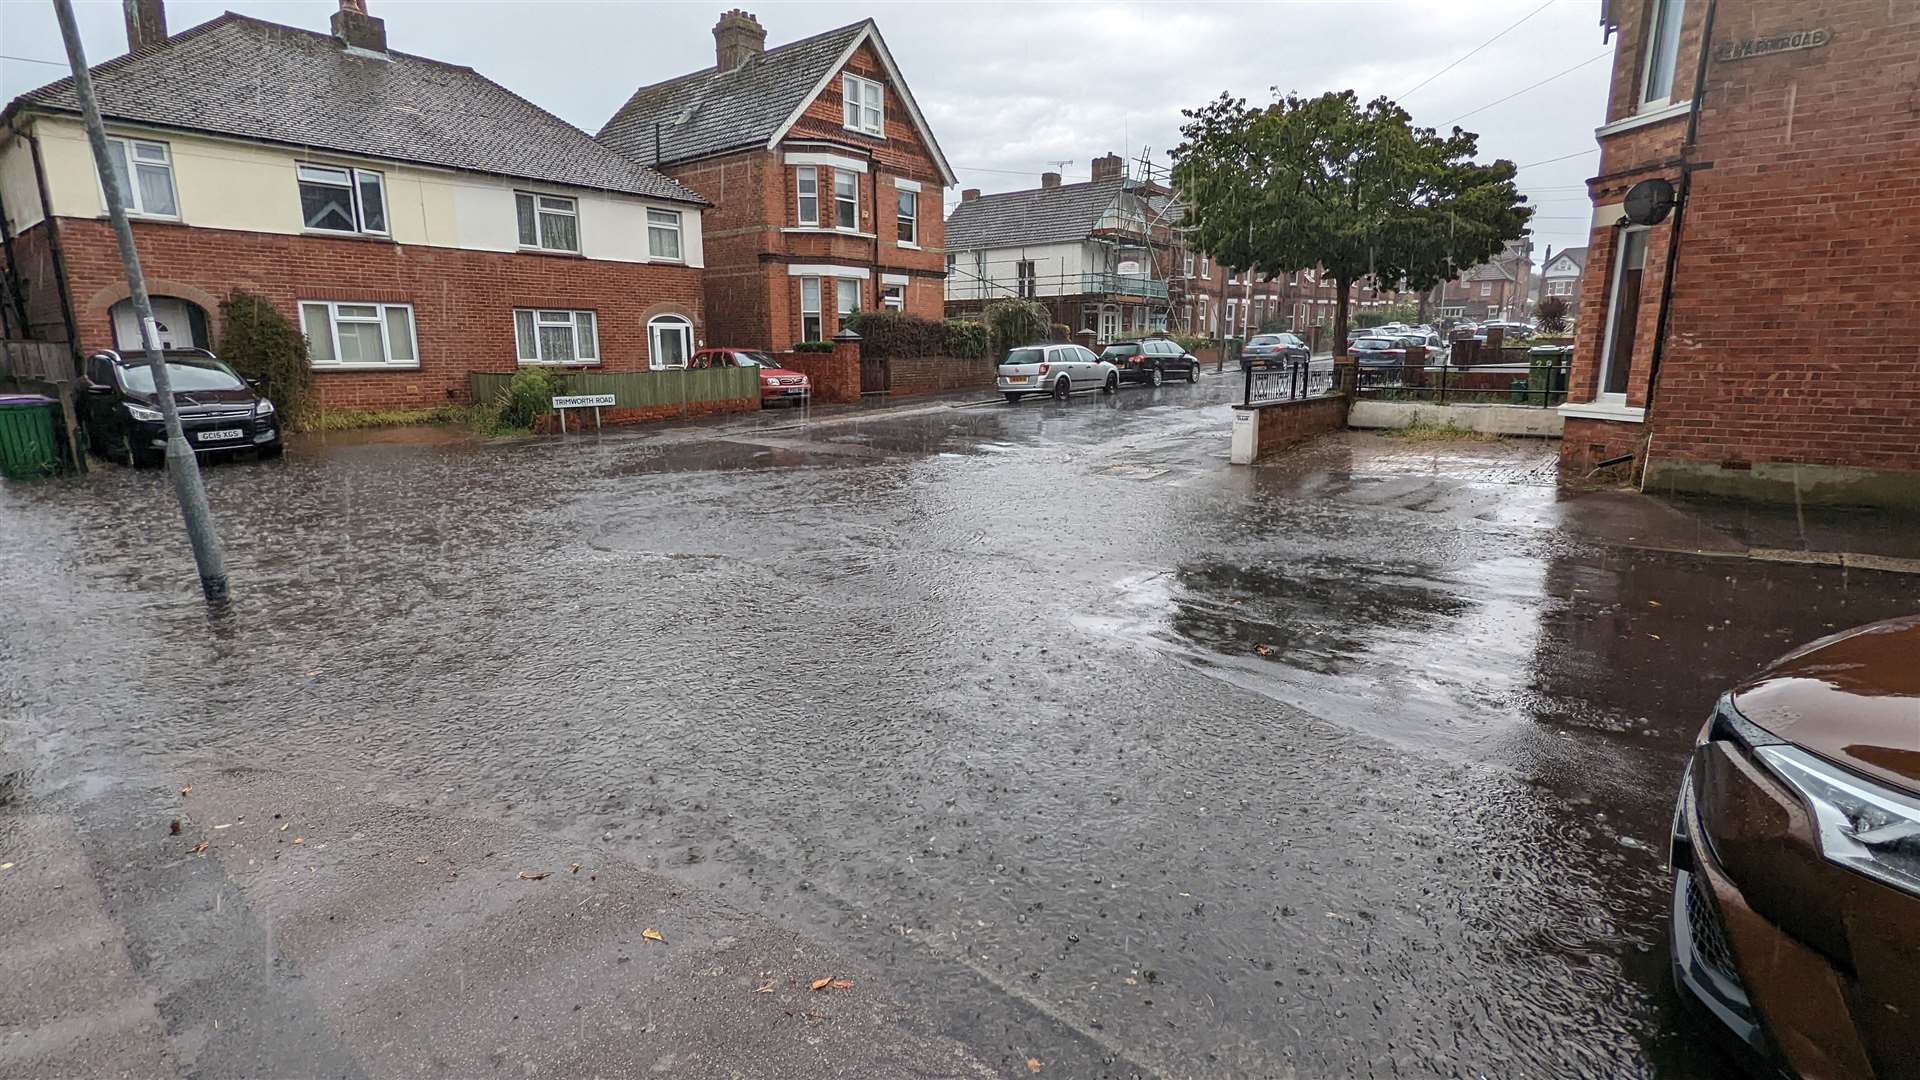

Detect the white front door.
xmin=1098 ymin=305 xmax=1120 ymax=343
xmin=112 ymin=297 xmax=195 ymax=350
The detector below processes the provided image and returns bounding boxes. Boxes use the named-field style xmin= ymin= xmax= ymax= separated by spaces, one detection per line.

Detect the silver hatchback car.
xmin=998 ymin=344 xmax=1118 ymax=403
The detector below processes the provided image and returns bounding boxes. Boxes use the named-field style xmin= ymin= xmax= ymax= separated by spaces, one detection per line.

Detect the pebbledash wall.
xmin=0 ymin=115 xmax=708 ymax=412
xmin=1563 ymin=0 xmax=1920 ymax=505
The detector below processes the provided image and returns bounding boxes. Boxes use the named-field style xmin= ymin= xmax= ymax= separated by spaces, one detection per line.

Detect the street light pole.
xmin=52 ymin=0 xmax=229 ymax=602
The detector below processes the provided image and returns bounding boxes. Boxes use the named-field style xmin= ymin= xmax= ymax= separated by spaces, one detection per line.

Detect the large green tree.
xmin=1173 ymin=90 xmax=1532 ymax=351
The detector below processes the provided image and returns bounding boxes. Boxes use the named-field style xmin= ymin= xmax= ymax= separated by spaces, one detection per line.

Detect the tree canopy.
xmin=1172 ymin=90 xmax=1532 ymax=347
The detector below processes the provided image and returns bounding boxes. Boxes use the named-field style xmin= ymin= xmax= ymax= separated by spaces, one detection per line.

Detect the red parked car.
xmin=690 ymin=349 xmax=811 ymax=407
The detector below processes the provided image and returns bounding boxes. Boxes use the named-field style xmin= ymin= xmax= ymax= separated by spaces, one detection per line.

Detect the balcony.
xmin=1081 ymin=272 xmax=1168 ymax=300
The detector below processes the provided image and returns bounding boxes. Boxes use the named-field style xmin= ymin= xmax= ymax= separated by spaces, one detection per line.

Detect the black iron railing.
xmin=1241 ymin=360 xmax=1338 ymax=407
xmin=1351 ymin=357 xmax=1571 ymax=408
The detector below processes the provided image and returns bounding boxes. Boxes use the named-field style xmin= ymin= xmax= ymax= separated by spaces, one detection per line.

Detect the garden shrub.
xmin=983 ymin=299 xmax=1049 ymax=358
xmin=491 ymin=366 xmax=560 ymax=430
xmin=217 ymin=290 xmax=314 ymax=427
xmin=844 ymin=310 xmax=946 ymax=359
xmin=941 ymin=320 xmax=989 ymax=359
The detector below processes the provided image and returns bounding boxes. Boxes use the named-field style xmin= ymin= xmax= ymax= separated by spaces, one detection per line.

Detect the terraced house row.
xmin=0 ymin=1 xmax=952 ymax=413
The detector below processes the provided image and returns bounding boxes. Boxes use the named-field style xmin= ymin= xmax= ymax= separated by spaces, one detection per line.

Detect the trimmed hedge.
xmin=941 ymin=319 xmax=990 ymax=359
xmin=792 ymin=340 xmax=834 ymax=353
xmin=845 ymin=310 xmax=945 ymax=360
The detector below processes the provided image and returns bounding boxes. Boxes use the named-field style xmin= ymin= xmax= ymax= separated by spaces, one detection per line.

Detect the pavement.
xmin=3 ymin=374 xmax=1916 ymax=1078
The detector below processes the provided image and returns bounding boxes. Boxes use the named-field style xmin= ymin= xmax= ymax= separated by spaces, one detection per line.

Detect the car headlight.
xmin=1758 ymin=743 xmax=1920 ymax=896
xmin=255 ymin=398 xmax=276 ymax=416
xmin=125 ymin=403 xmax=162 ymax=421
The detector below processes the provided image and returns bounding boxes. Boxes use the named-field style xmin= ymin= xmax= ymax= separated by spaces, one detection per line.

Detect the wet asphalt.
xmin=3 ymin=372 xmax=1915 ymax=1078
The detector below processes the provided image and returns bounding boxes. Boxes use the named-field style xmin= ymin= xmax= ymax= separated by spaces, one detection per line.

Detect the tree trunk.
xmin=1333 ymin=276 xmax=1353 ymax=357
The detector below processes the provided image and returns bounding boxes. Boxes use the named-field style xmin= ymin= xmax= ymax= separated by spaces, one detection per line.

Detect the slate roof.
xmin=945 ymin=178 xmax=1135 ymax=250
xmin=597 ymin=21 xmax=869 ymax=167
xmin=6 ymin=12 xmax=705 ymax=204
xmin=1464 ymin=261 xmax=1516 ymax=283
xmin=1546 ymin=246 xmax=1589 ymax=273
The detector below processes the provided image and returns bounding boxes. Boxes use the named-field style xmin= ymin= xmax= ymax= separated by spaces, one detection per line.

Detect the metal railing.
xmin=1351 ymin=356 xmax=1570 ymax=407
xmin=1081 ymin=272 xmax=1169 ymax=299
xmin=1242 ymin=359 xmax=1338 ymax=406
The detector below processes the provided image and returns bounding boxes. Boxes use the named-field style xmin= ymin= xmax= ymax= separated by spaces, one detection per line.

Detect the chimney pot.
xmin=1090 ymin=153 xmax=1123 ymax=181
xmin=122 ymin=0 xmax=168 ymax=54
xmin=961 ymin=188 xmax=981 ymax=202
xmin=713 ymin=9 xmax=767 ymax=70
xmin=331 ymin=0 xmax=386 ymax=52
xmin=1040 ymin=172 xmax=1061 ymax=189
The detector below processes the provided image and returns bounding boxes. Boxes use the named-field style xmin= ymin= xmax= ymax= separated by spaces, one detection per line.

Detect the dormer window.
xmin=842 ymin=74 xmax=884 ymax=137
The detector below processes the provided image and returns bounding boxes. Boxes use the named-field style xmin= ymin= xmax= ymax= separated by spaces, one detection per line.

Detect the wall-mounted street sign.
xmin=1716 ymin=28 xmax=1829 ymax=62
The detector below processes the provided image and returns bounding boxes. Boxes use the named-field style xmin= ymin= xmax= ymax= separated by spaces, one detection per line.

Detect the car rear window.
xmin=1005 ymin=347 xmax=1046 ymax=365
xmin=1355 ymin=338 xmax=1394 ymax=348
xmin=1104 ymin=343 xmax=1141 ymax=356
xmin=1248 ymin=335 xmax=1280 ymax=346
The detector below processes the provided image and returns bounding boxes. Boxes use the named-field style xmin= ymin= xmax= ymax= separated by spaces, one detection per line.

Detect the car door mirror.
xmin=84 ymin=381 xmax=114 ymax=395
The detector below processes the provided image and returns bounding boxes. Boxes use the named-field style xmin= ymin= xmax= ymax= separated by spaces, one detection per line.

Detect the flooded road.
xmin=3 ymin=375 xmax=1912 ymax=1077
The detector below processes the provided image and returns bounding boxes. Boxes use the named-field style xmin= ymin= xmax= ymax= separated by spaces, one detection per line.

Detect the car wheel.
xmin=1149 ymin=365 xmax=1164 ymax=388
xmin=1103 ymin=373 xmax=1118 ymax=395
xmin=1052 ymin=377 xmax=1071 ymax=400
xmin=1004 ymin=392 xmax=1023 ymax=404
xmin=1187 ymin=362 xmax=1199 ymax=383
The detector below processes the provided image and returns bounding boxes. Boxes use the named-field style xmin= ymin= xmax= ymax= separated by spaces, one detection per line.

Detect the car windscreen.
xmin=118 ymin=361 xmax=246 ymax=394
xmin=739 ymin=351 xmax=778 ymax=367
xmin=1004 ymin=347 xmax=1046 ymax=366
xmin=1354 ymin=338 xmax=1394 ymax=349
xmin=1248 ymin=335 xmax=1281 ymax=346
xmin=1103 ymin=344 xmax=1142 ymax=356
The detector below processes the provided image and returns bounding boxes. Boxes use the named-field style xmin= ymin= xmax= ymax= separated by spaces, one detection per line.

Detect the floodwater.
xmin=3 ymin=376 xmax=1912 ymax=1077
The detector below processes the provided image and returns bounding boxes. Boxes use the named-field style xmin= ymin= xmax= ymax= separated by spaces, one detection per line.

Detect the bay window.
xmin=796 ymin=166 xmax=818 ymax=226
xmin=836 ymin=278 xmax=860 ymax=321
xmin=298 ymin=164 xmax=386 ymax=234
xmin=516 ymin=192 xmax=579 ymax=252
xmin=841 ymin=74 xmax=884 ymax=136
xmin=104 ymin=136 xmax=177 ymax=217
xmin=647 ymin=208 xmax=682 ymax=260
xmin=834 ymin=170 xmax=858 ymax=230
xmin=514 ymin=308 xmax=599 ymax=365
xmin=800 ymin=277 xmax=822 ymax=342
xmin=301 ymin=301 xmax=417 ymax=368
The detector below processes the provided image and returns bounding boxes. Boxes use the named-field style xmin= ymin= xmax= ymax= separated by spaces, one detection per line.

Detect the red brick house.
xmin=597 ymin=11 xmax=955 ymax=353
xmin=1562 ymin=0 xmax=1920 ymax=505
xmin=0 ymin=1 xmax=713 ymax=413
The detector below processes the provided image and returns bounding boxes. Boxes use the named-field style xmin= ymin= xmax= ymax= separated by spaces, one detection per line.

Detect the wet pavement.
xmin=3 ymin=373 xmax=1915 ymax=1077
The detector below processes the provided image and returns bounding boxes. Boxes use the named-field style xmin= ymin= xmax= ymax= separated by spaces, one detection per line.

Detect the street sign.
xmin=551 ymin=394 xmax=616 ymax=409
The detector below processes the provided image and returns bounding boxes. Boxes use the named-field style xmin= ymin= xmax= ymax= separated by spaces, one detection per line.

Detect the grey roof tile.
xmin=597 ymin=21 xmax=868 ymax=166
xmin=944 ymin=178 xmax=1132 ymax=250
xmin=8 ymin=12 xmax=705 ymax=204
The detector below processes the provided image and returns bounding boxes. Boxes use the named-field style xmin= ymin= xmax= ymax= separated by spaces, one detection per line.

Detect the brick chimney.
xmin=714 ymin=9 xmax=767 ymax=70
xmin=961 ymin=189 xmax=981 ymax=202
xmin=331 ymin=0 xmax=386 ymax=53
xmin=1091 ymin=153 xmax=1124 ymax=181
xmin=1040 ymin=172 xmax=1061 ymax=189
xmin=122 ymin=0 xmax=167 ymax=54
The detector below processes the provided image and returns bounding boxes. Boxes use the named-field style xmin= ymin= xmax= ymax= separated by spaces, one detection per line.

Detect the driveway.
xmin=2 ymin=376 xmax=1912 ymax=1077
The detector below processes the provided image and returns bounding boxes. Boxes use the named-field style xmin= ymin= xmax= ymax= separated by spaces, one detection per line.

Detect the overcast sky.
xmin=1 ymin=0 xmax=1612 ymax=261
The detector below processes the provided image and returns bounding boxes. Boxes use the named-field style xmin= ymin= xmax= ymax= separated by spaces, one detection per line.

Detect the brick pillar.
xmin=822 ymin=328 xmax=862 ymax=403
xmin=1333 ymin=353 xmax=1357 ymax=425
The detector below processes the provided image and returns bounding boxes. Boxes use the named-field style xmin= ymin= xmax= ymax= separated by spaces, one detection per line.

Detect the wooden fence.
xmin=0 ymin=340 xmax=76 ymax=382
xmin=469 ymin=367 xmax=757 ymax=410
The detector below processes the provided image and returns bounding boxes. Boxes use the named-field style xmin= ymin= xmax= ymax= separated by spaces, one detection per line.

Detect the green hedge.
xmin=792 ymin=340 xmax=834 ymax=353
xmin=941 ymin=319 xmax=990 ymax=359
xmin=845 ymin=310 xmax=945 ymax=360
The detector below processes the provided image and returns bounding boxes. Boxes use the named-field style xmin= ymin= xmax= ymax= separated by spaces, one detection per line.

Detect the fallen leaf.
xmin=0 ymin=862 xmax=14 ymax=871
xmin=1028 ymin=1058 xmax=1042 ymax=1073
xmin=809 ymin=977 xmax=833 ymax=991
xmin=188 ymin=842 xmax=209 ymax=856
xmin=169 ymin=819 xmax=181 ymax=835
xmin=1649 ymin=634 xmax=1662 ymax=640
xmin=752 ymin=982 xmax=775 ymax=994
xmin=415 ymin=857 xmax=428 ymax=864
xmin=569 ymin=863 xmax=582 ymax=874
xmin=213 ymin=823 xmax=232 ymax=830
xmin=1254 ymin=644 xmax=1273 ymax=657
xmin=179 ymin=785 xmax=192 ymax=796
xmin=641 ymin=927 xmax=666 ymax=943
xmin=829 ymin=979 xmax=854 ymax=990
xmin=518 ymin=870 xmax=549 ymax=881
xmin=279 ymin=823 xmax=290 ymax=832
xmin=292 ymin=837 xmax=305 ymax=845
xmin=1648 ymin=600 xmax=1662 ymax=607
xmin=1123 ymin=977 xmax=1137 ymax=986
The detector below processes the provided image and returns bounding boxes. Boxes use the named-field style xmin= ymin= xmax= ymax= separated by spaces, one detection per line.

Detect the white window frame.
xmin=1183 ymin=250 xmax=1195 ymax=276
xmin=1480 ymin=281 xmax=1493 ymax=296
xmin=833 ymin=169 xmax=859 ymax=231
xmin=301 ymin=301 xmax=419 ymax=370
xmin=896 ymin=188 xmax=918 ymax=246
xmin=103 ymin=136 xmax=179 ymax=218
xmin=841 ymin=74 xmax=884 ymax=137
xmin=796 ymin=166 xmax=818 ymax=227
xmin=296 ymin=163 xmax=387 ymax=236
xmin=1596 ymin=225 xmax=1651 ymax=404
xmin=516 ymin=192 xmax=580 ymax=252
xmin=514 ymin=308 xmax=599 ymax=366
xmin=800 ymin=277 xmax=823 ymax=342
xmin=1016 ymin=260 xmax=1036 ymax=299
xmin=647 ymin=314 xmax=692 ymax=370
xmin=836 ymin=277 xmax=861 ymax=319
xmin=646 ymin=208 xmax=683 ymax=261
xmin=1639 ymin=0 xmax=1687 ymax=110
xmin=881 ymin=283 xmax=905 ymax=310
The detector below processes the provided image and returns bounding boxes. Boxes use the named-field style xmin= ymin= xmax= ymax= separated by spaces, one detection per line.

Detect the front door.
xmin=1098 ymin=305 xmax=1120 ymax=344
xmin=111 ymin=297 xmax=203 ymax=351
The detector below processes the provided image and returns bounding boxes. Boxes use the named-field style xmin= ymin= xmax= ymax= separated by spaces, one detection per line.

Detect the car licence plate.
xmin=1006 ymin=375 xmax=1029 ymax=383
xmin=194 ymin=428 xmax=243 ymax=442
xmin=783 ymin=387 xmax=806 ymax=395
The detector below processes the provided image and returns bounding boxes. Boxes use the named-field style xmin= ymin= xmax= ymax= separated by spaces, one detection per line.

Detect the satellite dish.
xmin=1623 ymin=179 xmax=1676 ymax=226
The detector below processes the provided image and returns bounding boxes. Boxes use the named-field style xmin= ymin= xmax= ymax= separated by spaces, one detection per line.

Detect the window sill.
xmin=840 ymin=125 xmax=884 ymax=140
xmin=782 ymin=227 xmax=876 ymax=239
xmin=518 ymin=360 xmax=601 ymax=368
xmin=1594 ymin=101 xmax=1692 ymax=138
xmin=1559 ymin=400 xmax=1646 ymax=423
xmin=896 ymin=240 xmax=920 ymax=250
xmin=105 ymin=213 xmax=183 ymax=225
xmin=302 ymin=229 xmax=393 ymax=242
xmin=311 ymin=363 xmax=422 ymax=372
xmin=515 ymin=246 xmax=585 ymax=258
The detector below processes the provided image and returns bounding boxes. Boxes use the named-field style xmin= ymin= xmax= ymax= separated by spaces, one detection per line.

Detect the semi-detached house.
xmin=597 ymin=10 xmax=956 ymax=354
xmin=0 ymin=1 xmax=710 ymax=413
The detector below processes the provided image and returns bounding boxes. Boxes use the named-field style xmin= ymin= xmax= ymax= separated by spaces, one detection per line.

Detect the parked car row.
xmin=997 ymin=338 xmax=1200 ymax=402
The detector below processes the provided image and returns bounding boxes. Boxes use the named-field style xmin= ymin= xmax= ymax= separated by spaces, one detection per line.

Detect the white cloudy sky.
xmin=1 ymin=0 xmax=1612 ymax=260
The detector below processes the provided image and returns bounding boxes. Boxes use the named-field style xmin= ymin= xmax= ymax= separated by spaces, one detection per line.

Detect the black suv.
xmin=1100 ymin=339 xmax=1199 ymax=387
xmin=78 ymin=349 xmax=282 ymax=467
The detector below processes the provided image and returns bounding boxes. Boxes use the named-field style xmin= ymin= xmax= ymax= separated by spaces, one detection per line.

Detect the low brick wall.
xmin=887 ymin=354 xmax=995 ymax=396
xmin=773 ymin=348 xmax=859 ymax=403
xmin=1561 ymin=416 xmax=1646 ymax=474
xmin=1250 ymin=395 xmax=1349 ymax=457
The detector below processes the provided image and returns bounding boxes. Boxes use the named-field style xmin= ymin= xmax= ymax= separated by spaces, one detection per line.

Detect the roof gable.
xmin=597 ymin=20 xmax=954 ymax=186
xmin=944 ymin=178 xmax=1137 ymax=250
xmin=1545 ymin=246 xmax=1589 ymax=273
xmin=8 ymin=12 xmax=704 ymax=204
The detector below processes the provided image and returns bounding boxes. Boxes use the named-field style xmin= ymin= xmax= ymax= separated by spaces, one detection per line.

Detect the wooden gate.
xmin=860 ymin=355 xmax=890 ymax=395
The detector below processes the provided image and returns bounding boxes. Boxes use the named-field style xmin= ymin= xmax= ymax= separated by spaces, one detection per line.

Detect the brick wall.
xmin=888 ymin=354 xmax=994 ymax=397
xmin=37 ymin=217 xmax=704 ymax=413
xmin=1244 ymin=393 xmax=1351 ymax=460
